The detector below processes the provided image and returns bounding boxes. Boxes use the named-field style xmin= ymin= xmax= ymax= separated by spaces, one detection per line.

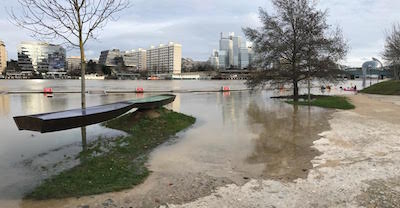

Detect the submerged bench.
xmin=13 ymin=94 xmax=176 ymax=133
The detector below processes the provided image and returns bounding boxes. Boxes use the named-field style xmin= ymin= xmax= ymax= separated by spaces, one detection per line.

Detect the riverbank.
xmin=283 ymin=95 xmax=355 ymax=110
xmin=360 ymin=80 xmax=400 ymax=95
xmin=25 ymin=108 xmax=195 ymax=200
xmin=164 ymin=94 xmax=400 ymax=207
xmin=19 ymin=91 xmax=335 ymax=208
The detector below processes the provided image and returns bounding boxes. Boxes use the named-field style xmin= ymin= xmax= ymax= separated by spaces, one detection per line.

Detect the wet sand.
xmin=163 ymin=94 xmax=400 ymax=208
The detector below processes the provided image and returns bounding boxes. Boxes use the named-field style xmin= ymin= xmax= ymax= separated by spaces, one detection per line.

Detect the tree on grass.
xmin=383 ymin=24 xmax=400 ymax=80
xmin=10 ymin=0 xmax=130 ymax=108
xmin=10 ymin=0 xmax=130 ymax=149
xmin=243 ymin=0 xmax=347 ymax=101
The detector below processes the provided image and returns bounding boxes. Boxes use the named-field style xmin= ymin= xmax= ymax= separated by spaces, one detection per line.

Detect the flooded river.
xmin=0 ymin=80 xmax=359 ymax=207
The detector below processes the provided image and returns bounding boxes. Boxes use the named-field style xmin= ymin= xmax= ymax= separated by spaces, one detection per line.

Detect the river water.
xmin=0 ymin=79 xmax=361 ymax=207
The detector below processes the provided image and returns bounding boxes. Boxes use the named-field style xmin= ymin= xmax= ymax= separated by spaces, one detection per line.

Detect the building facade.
xmin=99 ymin=49 xmax=121 ymax=67
xmin=122 ymin=48 xmax=147 ymax=70
xmin=146 ymin=42 xmax=182 ymax=74
xmin=210 ymin=32 xmax=254 ymax=70
xmin=17 ymin=41 xmax=66 ymax=72
xmin=67 ymin=56 xmax=82 ymax=72
xmin=99 ymin=42 xmax=182 ymax=74
xmin=0 ymin=41 xmax=7 ymax=74
xmin=209 ymin=50 xmax=219 ymax=67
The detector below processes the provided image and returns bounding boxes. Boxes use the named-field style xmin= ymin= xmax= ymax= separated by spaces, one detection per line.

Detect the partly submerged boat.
xmin=13 ymin=94 xmax=176 ymax=133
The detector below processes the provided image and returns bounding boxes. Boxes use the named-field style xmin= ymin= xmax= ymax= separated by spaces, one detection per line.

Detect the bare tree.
xmin=383 ymin=24 xmax=400 ymax=80
xmin=10 ymin=0 xmax=130 ymax=108
xmin=243 ymin=0 xmax=347 ymax=101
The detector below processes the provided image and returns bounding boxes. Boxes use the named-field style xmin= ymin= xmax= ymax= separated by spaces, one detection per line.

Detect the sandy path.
xmin=164 ymin=94 xmax=400 ymax=208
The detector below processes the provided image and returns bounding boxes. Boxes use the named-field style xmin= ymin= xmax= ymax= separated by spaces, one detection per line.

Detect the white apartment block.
xmin=99 ymin=42 xmax=181 ymax=74
xmin=146 ymin=42 xmax=182 ymax=74
xmin=67 ymin=56 xmax=81 ymax=71
xmin=0 ymin=41 xmax=6 ymax=74
xmin=123 ymin=48 xmax=147 ymax=70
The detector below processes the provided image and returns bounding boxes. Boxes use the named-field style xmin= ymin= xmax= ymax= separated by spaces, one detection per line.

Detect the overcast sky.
xmin=0 ymin=0 xmax=399 ymax=67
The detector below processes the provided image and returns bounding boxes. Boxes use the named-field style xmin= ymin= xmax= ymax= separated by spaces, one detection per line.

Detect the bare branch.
xmin=243 ymin=0 xmax=348 ymax=99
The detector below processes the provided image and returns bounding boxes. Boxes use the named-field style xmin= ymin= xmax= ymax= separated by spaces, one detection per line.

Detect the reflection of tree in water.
xmin=246 ymin=103 xmax=332 ymax=181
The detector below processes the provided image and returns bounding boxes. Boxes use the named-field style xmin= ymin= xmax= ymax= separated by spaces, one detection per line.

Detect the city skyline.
xmin=1 ymin=0 xmax=400 ymax=67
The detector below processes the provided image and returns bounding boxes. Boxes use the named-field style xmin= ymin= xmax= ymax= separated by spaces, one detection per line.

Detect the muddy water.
xmin=0 ymin=80 xmax=336 ymax=208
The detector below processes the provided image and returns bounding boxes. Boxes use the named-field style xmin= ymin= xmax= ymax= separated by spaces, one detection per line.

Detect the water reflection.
xmin=218 ymin=91 xmax=247 ymax=126
xmin=0 ymin=83 xmax=341 ymax=207
xmin=0 ymin=95 xmax=10 ymax=116
xmin=246 ymin=102 xmax=332 ymax=181
xmin=81 ymin=127 xmax=87 ymax=151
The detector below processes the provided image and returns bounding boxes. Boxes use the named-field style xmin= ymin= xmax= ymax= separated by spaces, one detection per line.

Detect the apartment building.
xmin=0 ymin=41 xmax=7 ymax=74
xmin=99 ymin=49 xmax=121 ymax=67
xmin=17 ymin=41 xmax=66 ymax=72
xmin=123 ymin=48 xmax=147 ymax=70
xmin=99 ymin=42 xmax=182 ymax=74
xmin=146 ymin=42 xmax=182 ymax=74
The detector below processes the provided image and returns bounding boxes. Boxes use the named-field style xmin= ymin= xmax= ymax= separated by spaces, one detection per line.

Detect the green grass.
xmin=26 ymin=108 xmax=196 ymax=200
xmin=360 ymin=80 xmax=400 ymax=95
xmin=286 ymin=95 xmax=355 ymax=110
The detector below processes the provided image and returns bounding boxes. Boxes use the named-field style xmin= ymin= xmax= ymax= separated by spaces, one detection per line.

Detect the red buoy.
xmin=221 ymin=86 xmax=230 ymax=92
xmin=136 ymin=87 xmax=144 ymax=93
xmin=44 ymin=88 xmax=53 ymax=93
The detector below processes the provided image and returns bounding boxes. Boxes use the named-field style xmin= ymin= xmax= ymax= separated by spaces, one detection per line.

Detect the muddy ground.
xmin=19 ymin=94 xmax=400 ymax=208
xmin=163 ymin=94 xmax=400 ymax=208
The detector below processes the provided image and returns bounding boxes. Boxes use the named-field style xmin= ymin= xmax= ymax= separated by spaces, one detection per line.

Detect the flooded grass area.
xmin=285 ymin=95 xmax=355 ymax=110
xmin=25 ymin=108 xmax=195 ymax=200
xmin=0 ymin=80 xmax=351 ymax=207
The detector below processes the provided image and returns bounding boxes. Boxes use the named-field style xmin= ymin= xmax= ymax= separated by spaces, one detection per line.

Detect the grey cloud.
xmin=0 ymin=0 xmax=399 ymax=66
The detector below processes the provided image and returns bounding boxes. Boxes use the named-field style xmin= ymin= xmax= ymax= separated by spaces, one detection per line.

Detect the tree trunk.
xmin=307 ymin=77 xmax=311 ymax=104
xmin=395 ymin=66 xmax=400 ymax=80
xmin=80 ymin=46 xmax=86 ymax=109
xmin=293 ymin=80 xmax=299 ymax=102
xmin=79 ymin=44 xmax=87 ymax=150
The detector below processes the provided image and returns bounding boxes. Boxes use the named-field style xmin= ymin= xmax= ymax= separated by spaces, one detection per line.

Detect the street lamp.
xmin=367 ymin=65 xmax=372 ymax=86
xmin=372 ymin=57 xmax=384 ymax=83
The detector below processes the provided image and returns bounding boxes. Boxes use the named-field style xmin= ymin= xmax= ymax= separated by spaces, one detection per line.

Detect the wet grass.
xmin=360 ymin=80 xmax=400 ymax=95
xmin=286 ymin=95 xmax=355 ymax=110
xmin=26 ymin=108 xmax=196 ymax=200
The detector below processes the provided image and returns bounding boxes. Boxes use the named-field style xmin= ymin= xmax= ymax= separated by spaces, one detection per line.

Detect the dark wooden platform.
xmin=13 ymin=94 xmax=176 ymax=133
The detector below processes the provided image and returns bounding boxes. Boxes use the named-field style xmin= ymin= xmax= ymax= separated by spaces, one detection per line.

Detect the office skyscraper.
xmin=210 ymin=32 xmax=253 ymax=70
